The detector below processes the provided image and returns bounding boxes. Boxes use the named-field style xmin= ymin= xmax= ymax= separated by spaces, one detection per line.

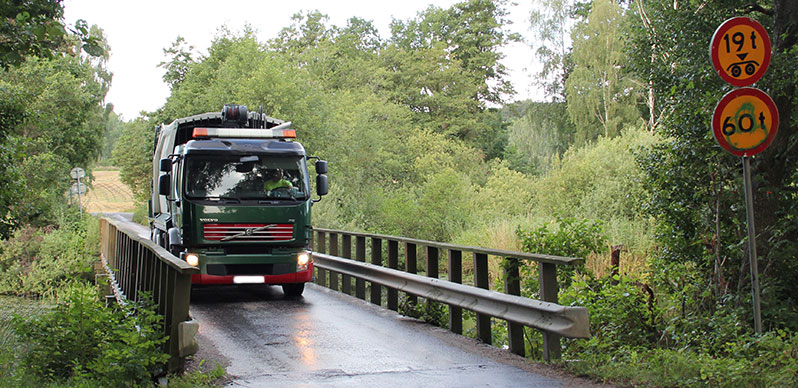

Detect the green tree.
xmin=99 ymin=104 xmax=124 ymax=162
xmin=389 ymin=0 xmax=516 ymax=106
xmin=159 ymin=36 xmax=196 ymax=90
xmin=566 ymin=0 xmax=641 ymax=141
xmin=386 ymin=0 xmax=517 ymax=157
xmin=504 ymin=100 xmax=575 ymax=174
xmin=528 ymin=0 xmax=577 ymax=101
xmin=0 ymin=54 xmax=107 ymax=227
xmin=0 ymin=0 xmax=104 ymax=68
xmin=111 ymin=118 xmax=154 ymax=201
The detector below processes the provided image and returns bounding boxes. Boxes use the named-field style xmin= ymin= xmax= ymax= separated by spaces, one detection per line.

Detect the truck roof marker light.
xmin=192 ymin=127 xmax=296 ymax=139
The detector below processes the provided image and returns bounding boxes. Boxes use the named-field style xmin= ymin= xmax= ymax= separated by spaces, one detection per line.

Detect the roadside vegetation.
xmin=0 ymin=3 xmax=222 ymax=386
xmin=2 ymin=0 xmax=797 ymax=387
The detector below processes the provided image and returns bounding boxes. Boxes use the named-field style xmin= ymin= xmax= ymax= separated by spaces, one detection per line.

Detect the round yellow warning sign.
xmin=712 ymin=88 xmax=779 ymax=157
xmin=710 ymin=17 xmax=771 ymax=87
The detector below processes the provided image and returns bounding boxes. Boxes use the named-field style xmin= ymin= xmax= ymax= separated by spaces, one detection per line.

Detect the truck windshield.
xmin=184 ymin=155 xmax=308 ymax=200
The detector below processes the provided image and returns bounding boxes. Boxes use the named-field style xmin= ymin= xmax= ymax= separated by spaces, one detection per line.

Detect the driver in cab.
xmin=264 ymin=168 xmax=292 ymax=193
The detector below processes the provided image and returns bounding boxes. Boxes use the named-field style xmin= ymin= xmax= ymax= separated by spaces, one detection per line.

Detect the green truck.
xmin=149 ymin=104 xmax=328 ymax=297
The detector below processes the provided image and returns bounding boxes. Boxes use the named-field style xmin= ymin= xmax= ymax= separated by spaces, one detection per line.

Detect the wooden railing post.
xmin=539 ymin=262 xmax=561 ymax=361
xmin=405 ymin=242 xmax=417 ymax=306
xmin=504 ymin=258 xmax=525 ymax=356
xmin=355 ymin=236 xmax=366 ymax=300
xmin=316 ymin=231 xmax=327 ymax=287
xmin=370 ymin=238 xmax=382 ymax=306
xmin=341 ymin=234 xmax=352 ymax=295
xmin=387 ymin=240 xmax=399 ymax=311
xmin=448 ymin=249 xmax=463 ymax=335
xmin=425 ymin=246 xmax=438 ymax=279
xmin=328 ymin=233 xmax=339 ymax=291
xmin=167 ymin=270 xmax=193 ymax=371
xmin=474 ymin=252 xmax=491 ymax=344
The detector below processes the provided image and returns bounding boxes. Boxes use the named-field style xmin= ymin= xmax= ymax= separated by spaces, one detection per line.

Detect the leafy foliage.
xmin=0 ymin=53 xmax=109 ymax=234
xmin=10 ymin=283 xmax=169 ymax=386
xmin=0 ymin=210 xmax=98 ymax=296
xmin=516 ymin=215 xmax=606 ymax=291
xmin=112 ymin=118 xmax=156 ymax=201
xmin=566 ymin=0 xmax=641 ymax=142
xmin=0 ymin=0 xmax=105 ymax=68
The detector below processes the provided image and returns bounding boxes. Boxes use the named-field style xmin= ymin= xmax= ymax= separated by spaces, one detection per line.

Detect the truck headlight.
xmin=297 ymin=251 xmax=311 ymax=271
xmin=186 ymin=253 xmax=199 ymax=267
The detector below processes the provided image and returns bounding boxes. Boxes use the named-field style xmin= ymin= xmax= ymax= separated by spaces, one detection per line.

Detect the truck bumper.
xmin=192 ymin=262 xmax=313 ymax=285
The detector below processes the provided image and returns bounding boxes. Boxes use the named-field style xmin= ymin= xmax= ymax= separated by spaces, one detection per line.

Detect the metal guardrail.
xmin=312 ymin=228 xmax=590 ymax=361
xmin=98 ymin=217 xmax=199 ymax=372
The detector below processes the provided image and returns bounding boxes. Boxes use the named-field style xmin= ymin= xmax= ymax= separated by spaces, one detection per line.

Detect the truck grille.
xmin=203 ymin=223 xmax=293 ymax=242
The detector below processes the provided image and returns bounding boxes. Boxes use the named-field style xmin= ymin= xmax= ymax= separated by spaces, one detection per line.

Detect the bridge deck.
xmin=108 ymin=213 xmax=602 ymax=387
xmin=190 ymin=284 xmax=599 ymax=387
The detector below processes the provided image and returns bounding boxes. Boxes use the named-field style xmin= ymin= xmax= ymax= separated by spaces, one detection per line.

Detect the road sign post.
xmin=710 ymin=17 xmax=776 ymax=334
xmin=70 ymin=167 xmax=86 ymax=217
xmin=742 ymin=157 xmax=762 ymax=334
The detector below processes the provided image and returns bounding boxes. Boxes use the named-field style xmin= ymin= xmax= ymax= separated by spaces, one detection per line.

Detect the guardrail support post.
xmin=448 ymin=249 xmax=463 ymax=335
xmin=316 ymin=231 xmax=327 ymax=287
xmin=355 ymin=236 xmax=366 ymax=300
xmin=474 ymin=252 xmax=491 ymax=344
xmin=405 ymin=243 xmax=417 ymax=306
xmin=328 ymin=233 xmax=339 ymax=291
xmin=387 ymin=240 xmax=399 ymax=311
xmin=341 ymin=234 xmax=352 ymax=295
xmin=504 ymin=258 xmax=525 ymax=356
xmin=540 ymin=262 xmax=561 ymax=361
xmin=167 ymin=271 xmax=193 ymax=371
xmin=370 ymin=238 xmax=382 ymax=306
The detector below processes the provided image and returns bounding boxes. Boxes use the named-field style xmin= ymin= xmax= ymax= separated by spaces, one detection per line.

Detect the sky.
xmin=63 ymin=0 xmax=541 ymax=120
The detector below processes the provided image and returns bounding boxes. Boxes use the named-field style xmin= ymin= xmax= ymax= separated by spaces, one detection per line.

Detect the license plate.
xmin=233 ymin=276 xmax=265 ymax=284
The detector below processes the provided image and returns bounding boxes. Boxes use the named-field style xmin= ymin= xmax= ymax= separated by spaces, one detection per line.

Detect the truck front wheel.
xmin=282 ymin=283 xmax=305 ymax=298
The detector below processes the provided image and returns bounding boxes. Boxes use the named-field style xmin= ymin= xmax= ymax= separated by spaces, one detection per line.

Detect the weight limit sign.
xmin=712 ymin=87 xmax=779 ymax=157
xmin=710 ymin=17 xmax=771 ymax=87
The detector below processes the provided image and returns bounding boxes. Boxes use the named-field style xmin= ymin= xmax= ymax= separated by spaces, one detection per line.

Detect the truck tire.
xmin=282 ymin=283 xmax=305 ymax=298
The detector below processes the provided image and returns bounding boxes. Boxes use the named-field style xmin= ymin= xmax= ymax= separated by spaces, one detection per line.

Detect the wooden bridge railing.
xmin=311 ymin=228 xmax=589 ymax=361
xmin=98 ymin=217 xmax=199 ymax=372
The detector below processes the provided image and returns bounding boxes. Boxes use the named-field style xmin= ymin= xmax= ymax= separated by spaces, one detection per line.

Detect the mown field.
xmin=82 ymin=169 xmax=135 ymax=213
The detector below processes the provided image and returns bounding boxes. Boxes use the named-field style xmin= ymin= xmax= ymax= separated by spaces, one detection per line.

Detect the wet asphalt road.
xmin=101 ymin=213 xmax=599 ymax=387
xmin=190 ymin=284 xmax=573 ymax=388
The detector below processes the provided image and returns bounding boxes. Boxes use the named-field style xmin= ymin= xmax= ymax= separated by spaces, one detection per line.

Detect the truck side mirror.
xmin=160 ymin=158 xmax=172 ymax=172
xmin=315 ymin=160 xmax=328 ymax=174
xmin=316 ymin=174 xmax=328 ymax=197
xmin=158 ymin=174 xmax=171 ymax=196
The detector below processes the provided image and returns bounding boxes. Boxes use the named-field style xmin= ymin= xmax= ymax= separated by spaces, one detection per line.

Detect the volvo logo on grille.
xmin=200 ymin=218 xmax=219 ymax=222
xmin=246 ymin=228 xmax=255 ymax=236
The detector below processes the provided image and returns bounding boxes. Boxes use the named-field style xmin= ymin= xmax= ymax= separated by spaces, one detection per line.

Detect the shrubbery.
xmin=0 ymin=212 xmax=197 ymax=387
xmin=8 ymin=283 xmax=169 ymax=387
xmin=0 ymin=209 xmax=99 ymax=297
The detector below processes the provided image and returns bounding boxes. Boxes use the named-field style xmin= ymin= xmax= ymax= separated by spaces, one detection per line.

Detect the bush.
xmin=561 ymin=276 xmax=657 ymax=356
xmin=516 ymin=215 xmax=606 ymax=292
xmin=0 ymin=212 xmax=99 ymax=296
xmin=11 ymin=282 xmax=169 ymax=386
